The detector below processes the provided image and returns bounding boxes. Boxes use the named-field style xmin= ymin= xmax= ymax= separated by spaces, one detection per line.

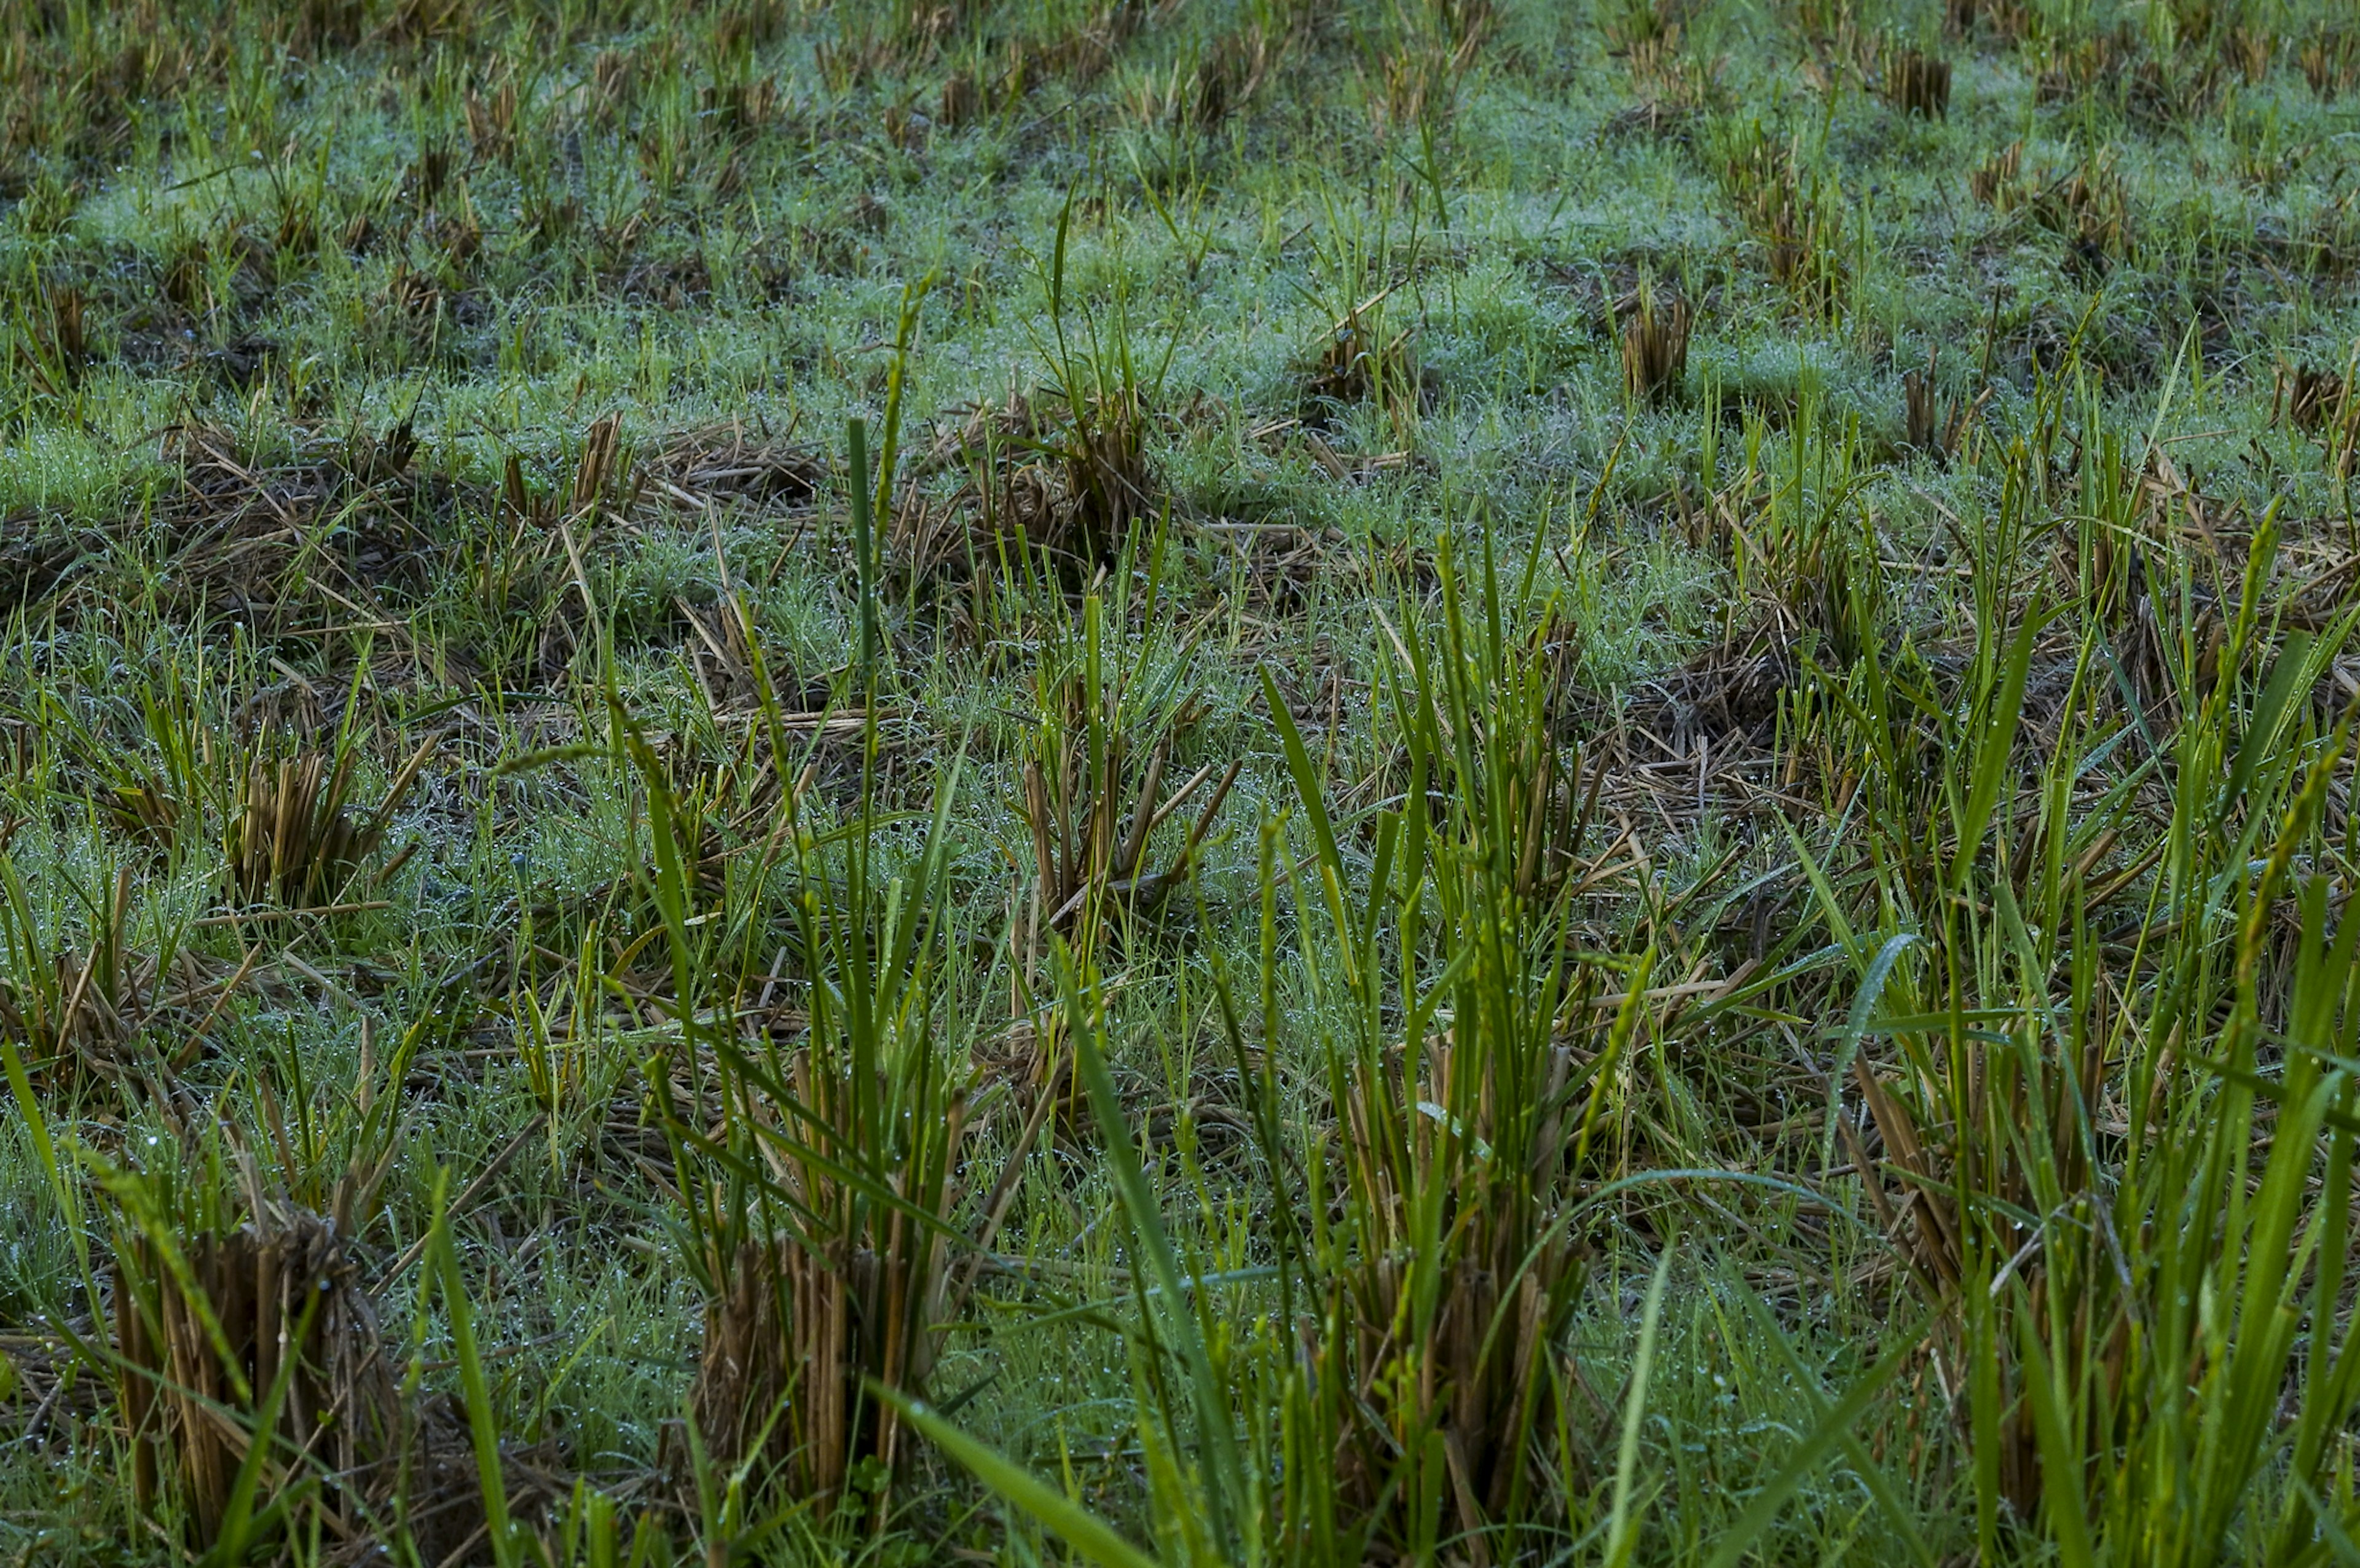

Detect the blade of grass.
xmin=429 ymin=1170 xmax=517 ymax=1568
xmin=1060 ymin=949 xmax=1246 ymax=1548
xmin=880 ymin=1386 xmax=1163 ymax=1568
xmin=1709 ymin=1295 xmax=1937 ymax=1568
xmin=1605 ymin=1245 xmax=1672 ymax=1568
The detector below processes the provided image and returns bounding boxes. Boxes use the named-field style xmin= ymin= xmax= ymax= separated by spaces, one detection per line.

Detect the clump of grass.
xmin=1715 ymin=120 xmax=1849 ymax=320
xmin=1945 ymin=0 xmax=2032 ymax=41
xmin=0 ymin=861 xmax=238 ymax=1088
xmin=2275 ymin=353 xmax=2360 ymax=480
xmin=2218 ymin=22 xmax=2275 ymax=85
xmin=1285 ymin=545 xmax=1621 ymax=1559
xmin=1879 ymin=45 xmax=1951 ymax=118
xmin=1051 ymin=385 xmax=1158 ymax=563
xmin=1364 ymin=0 xmax=1491 ymax=144
xmin=2276 ymin=355 xmax=2353 ymax=434
xmin=939 ymin=66 xmax=982 ymax=125
xmin=1725 ymin=383 xmax=1881 ymax=665
xmin=921 ymin=381 xmax=1158 ymax=576
xmin=98 ymin=1126 xmax=411 ymax=1554
xmin=9 ymin=280 xmax=88 ymax=398
xmin=2299 ymin=23 xmax=2360 ymax=96
xmin=1902 ymin=349 xmax=1985 ymax=465
xmin=1185 ymin=21 xmax=1275 ymax=128
xmin=2031 ymin=152 xmax=2133 ymax=278
xmin=627 ymin=457 xmax=985 ymax=1529
xmin=465 ymin=73 xmax=518 ymax=162
xmin=1621 ymin=284 xmax=1692 ymax=406
xmin=2033 ymin=25 xmax=2138 ymax=107
xmin=568 ymin=412 xmax=633 ymax=520
xmin=1603 ymin=0 xmax=1707 ymax=105
xmin=226 ymin=733 xmax=431 ymax=910
xmin=1301 ymin=286 xmax=1421 ymax=417
xmin=1014 ymin=596 xmax=1237 ymax=976
xmin=681 ymin=1005 xmax=973 ymax=1525
xmin=1968 ymin=139 xmax=2023 ymax=207
xmin=922 ymin=212 xmax=1170 ymax=578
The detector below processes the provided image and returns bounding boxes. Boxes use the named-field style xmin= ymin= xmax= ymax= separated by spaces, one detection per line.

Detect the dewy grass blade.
xmin=1060 ymin=949 xmax=1247 ymax=1549
xmin=1605 ymin=1247 xmax=1672 ymax=1568
xmin=2222 ymin=628 xmax=2318 ymax=811
xmin=1709 ymin=1291 xmax=1937 ymax=1568
xmin=1822 ymin=931 xmax=1916 ymax=1168
xmin=2014 ymin=1288 xmax=2094 ymax=1568
xmin=429 ymin=1172 xmax=517 ymax=1568
xmin=1262 ymin=665 xmax=1348 ymax=930
xmin=0 ymin=1035 xmax=100 ymax=1322
xmin=850 ymin=416 xmax=878 ymax=696
xmin=879 ymin=1387 xmax=1164 ymax=1568
xmin=1952 ymin=602 xmax=2044 ymax=893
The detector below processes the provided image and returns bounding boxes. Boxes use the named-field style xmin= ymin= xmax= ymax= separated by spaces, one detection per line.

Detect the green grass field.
xmin=5 ymin=0 xmax=2360 ymax=1561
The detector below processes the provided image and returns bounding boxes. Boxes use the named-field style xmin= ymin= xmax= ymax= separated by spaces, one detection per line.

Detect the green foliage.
xmin=4 ymin=0 xmax=2360 ymax=1563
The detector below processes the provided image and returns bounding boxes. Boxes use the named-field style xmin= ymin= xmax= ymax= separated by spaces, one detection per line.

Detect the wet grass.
xmin=3 ymin=0 xmax=2360 ymax=1562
